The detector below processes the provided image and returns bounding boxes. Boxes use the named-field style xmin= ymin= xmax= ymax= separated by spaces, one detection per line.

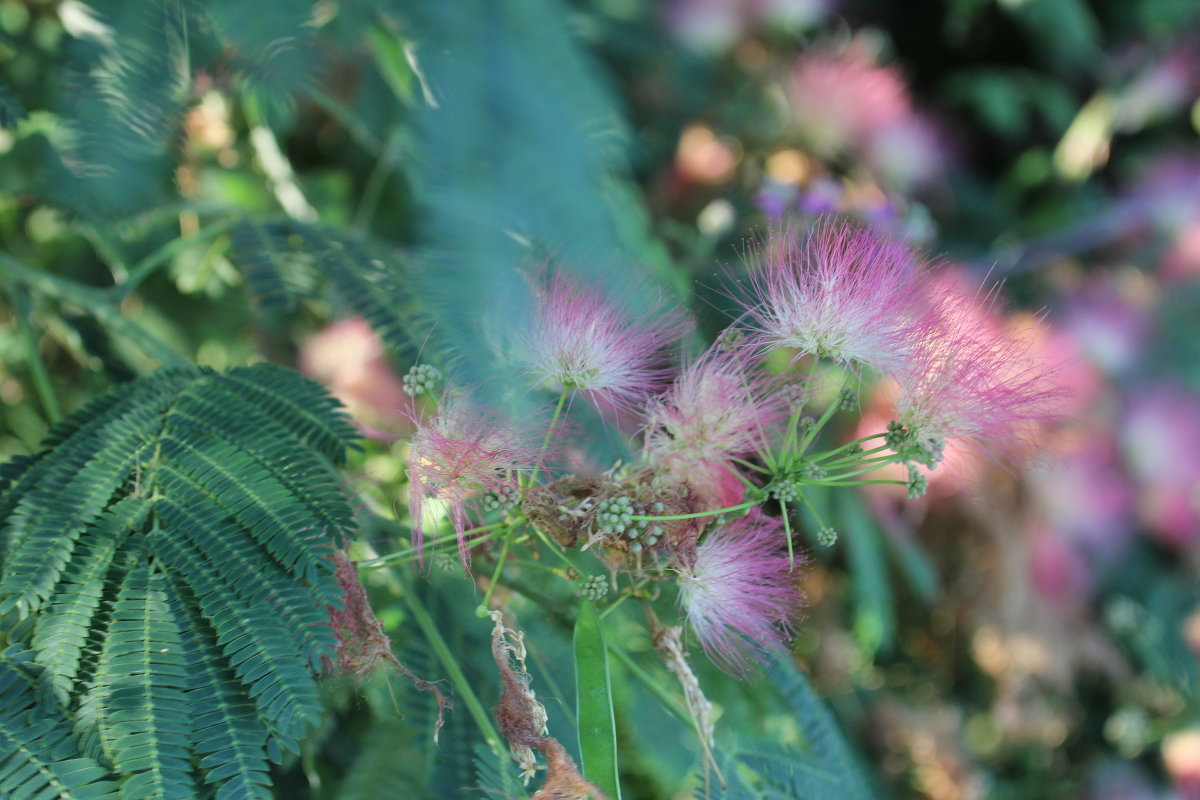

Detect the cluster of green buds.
xmin=402 ymin=363 xmax=442 ymax=396
xmin=905 ymin=464 xmax=928 ymax=499
xmin=578 ymin=573 xmax=609 ymax=601
xmin=885 ymin=420 xmax=946 ymax=469
xmin=816 ymin=526 xmax=838 ymax=547
xmin=432 ymin=551 xmax=459 ymax=572
xmin=481 ymin=483 xmax=521 ymax=513
xmin=595 ymin=496 xmax=665 ymax=554
xmin=780 ymin=383 xmax=807 ymax=414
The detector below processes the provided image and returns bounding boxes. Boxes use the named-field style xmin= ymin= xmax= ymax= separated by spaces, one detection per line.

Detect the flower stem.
xmin=629 ymin=499 xmax=759 ymax=522
xmin=356 ymin=522 xmax=510 ymax=568
xmin=9 ymin=288 xmax=61 ymax=423
xmin=797 ymin=372 xmax=849 ymax=454
xmin=476 ymin=529 xmax=514 ymax=617
xmin=114 ymin=216 xmax=242 ymax=301
xmin=780 ymin=499 xmax=796 ymax=571
xmin=402 ymin=587 xmax=504 ymax=757
xmin=525 ymin=387 xmax=569 ymax=488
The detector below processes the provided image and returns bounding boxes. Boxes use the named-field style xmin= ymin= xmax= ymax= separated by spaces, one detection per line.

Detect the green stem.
xmin=352 ymin=128 xmax=403 ymax=233
xmin=793 ymin=489 xmax=829 ymax=532
xmin=802 ymin=479 xmax=906 ymax=487
xmin=82 ymin=225 xmax=133 ymax=283
xmin=0 ymin=254 xmax=186 ymax=367
xmin=356 ymin=523 xmax=510 ymax=569
xmin=476 ymin=529 xmax=514 ymax=617
xmin=629 ymin=499 xmax=758 ymax=522
xmin=526 ymin=387 xmax=569 ymax=488
xmin=797 ymin=371 xmax=849 ymax=454
xmin=813 ymin=438 xmax=889 ymax=466
xmin=530 ymin=524 xmax=579 ymax=571
xmin=9 ymin=288 xmax=62 ymax=423
xmin=402 ymin=588 xmax=504 ymax=757
xmin=114 ymin=216 xmax=241 ymax=301
xmin=821 ymin=457 xmax=903 ymax=482
xmin=599 ymin=578 xmax=650 ymax=620
xmin=729 ymin=456 xmax=770 ymax=475
xmin=606 ymin=641 xmax=692 ymax=726
xmin=780 ymin=499 xmax=795 ymax=571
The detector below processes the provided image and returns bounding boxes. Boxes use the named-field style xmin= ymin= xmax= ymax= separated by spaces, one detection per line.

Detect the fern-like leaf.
xmin=0 ymin=648 xmax=120 ymax=800
xmin=0 ymin=364 xmax=359 ymax=799
xmin=227 ymin=219 xmax=435 ymax=366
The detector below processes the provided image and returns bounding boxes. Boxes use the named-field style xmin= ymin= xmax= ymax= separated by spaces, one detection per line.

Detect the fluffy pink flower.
xmin=643 ymin=347 xmax=782 ymax=508
xmin=299 ymin=318 xmax=414 ymax=435
xmin=523 ymin=272 xmax=687 ymax=411
xmin=741 ymin=220 xmax=933 ymax=373
xmin=676 ymin=513 xmax=801 ymax=676
xmin=789 ymin=48 xmax=912 ymax=158
xmin=406 ymin=396 xmax=542 ymax=564
xmin=892 ymin=282 xmax=1063 ymax=461
xmin=1121 ymin=383 xmax=1200 ymax=546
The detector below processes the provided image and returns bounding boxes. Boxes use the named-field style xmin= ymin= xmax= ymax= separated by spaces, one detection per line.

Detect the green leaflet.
xmin=574 ymin=599 xmax=621 ymax=799
xmin=835 ymin=489 xmax=896 ymax=657
xmin=0 ymin=648 xmax=120 ymax=800
xmin=0 ymin=364 xmax=359 ymax=800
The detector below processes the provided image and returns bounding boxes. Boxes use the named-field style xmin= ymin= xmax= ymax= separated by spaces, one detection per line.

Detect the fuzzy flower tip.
xmin=741 ymin=220 xmax=933 ymax=373
xmin=406 ymin=396 xmax=542 ymax=565
xmin=892 ymin=285 xmax=1064 ymax=463
xmin=523 ymin=272 xmax=687 ymax=411
xmin=643 ymin=347 xmax=783 ymax=506
xmin=677 ymin=513 xmax=801 ymax=676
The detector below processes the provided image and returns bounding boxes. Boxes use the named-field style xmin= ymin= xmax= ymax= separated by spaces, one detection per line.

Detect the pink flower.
xmin=740 ymin=220 xmax=933 ymax=373
xmin=299 ymin=318 xmax=414 ymax=435
xmin=406 ymin=396 xmax=542 ymax=564
xmin=676 ymin=513 xmax=801 ymax=676
xmin=789 ymin=48 xmax=912 ymax=159
xmin=892 ymin=280 xmax=1064 ymax=462
xmin=522 ymin=272 xmax=687 ymax=411
xmin=643 ymin=347 xmax=782 ymax=509
xmin=1121 ymin=383 xmax=1200 ymax=546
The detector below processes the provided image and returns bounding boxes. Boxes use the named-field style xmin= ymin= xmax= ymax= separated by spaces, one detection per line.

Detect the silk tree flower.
xmin=299 ymin=317 xmax=415 ymax=436
xmin=1121 ymin=383 xmax=1200 ymax=546
xmin=891 ymin=281 xmax=1063 ymax=464
xmin=406 ymin=395 xmax=542 ymax=564
xmin=643 ymin=347 xmax=783 ymax=509
xmin=741 ymin=220 xmax=934 ymax=373
xmin=788 ymin=47 xmax=912 ymax=159
xmin=522 ymin=271 xmax=688 ymax=411
xmin=676 ymin=513 xmax=801 ymax=676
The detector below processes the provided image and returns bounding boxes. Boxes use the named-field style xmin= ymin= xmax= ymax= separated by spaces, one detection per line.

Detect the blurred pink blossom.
xmin=1028 ymin=435 xmax=1136 ymax=557
xmin=894 ymin=278 xmax=1065 ymax=462
xmin=298 ymin=318 xmax=414 ymax=435
xmin=1121 ymin=384 xmax=1200 ymax=546
xmin=1061 ymin=279 xmax=1149 ymax=375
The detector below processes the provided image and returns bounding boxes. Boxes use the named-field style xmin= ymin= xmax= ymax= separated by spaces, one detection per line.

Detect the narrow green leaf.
xmin=836 ymin=490 xmax=895 ymax=657
xmin=573 ymin=600 xmax=620 ymax=800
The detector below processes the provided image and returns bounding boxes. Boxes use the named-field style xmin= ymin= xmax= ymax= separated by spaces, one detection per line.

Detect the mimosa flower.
xmin=892 ymin=283 xmax=1063 ymax=463
xmin=643 ymin=347 xmax=782 ymax=508
xmin=522 ymin=272 xmax=688 ymax=411
xmin=741 ymin=220 xmax=934 ymax=373
xmin=406 ymin=395 xmax=542 ymax=565
xmin=677 ymin=513 xmax=801 ymax=676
